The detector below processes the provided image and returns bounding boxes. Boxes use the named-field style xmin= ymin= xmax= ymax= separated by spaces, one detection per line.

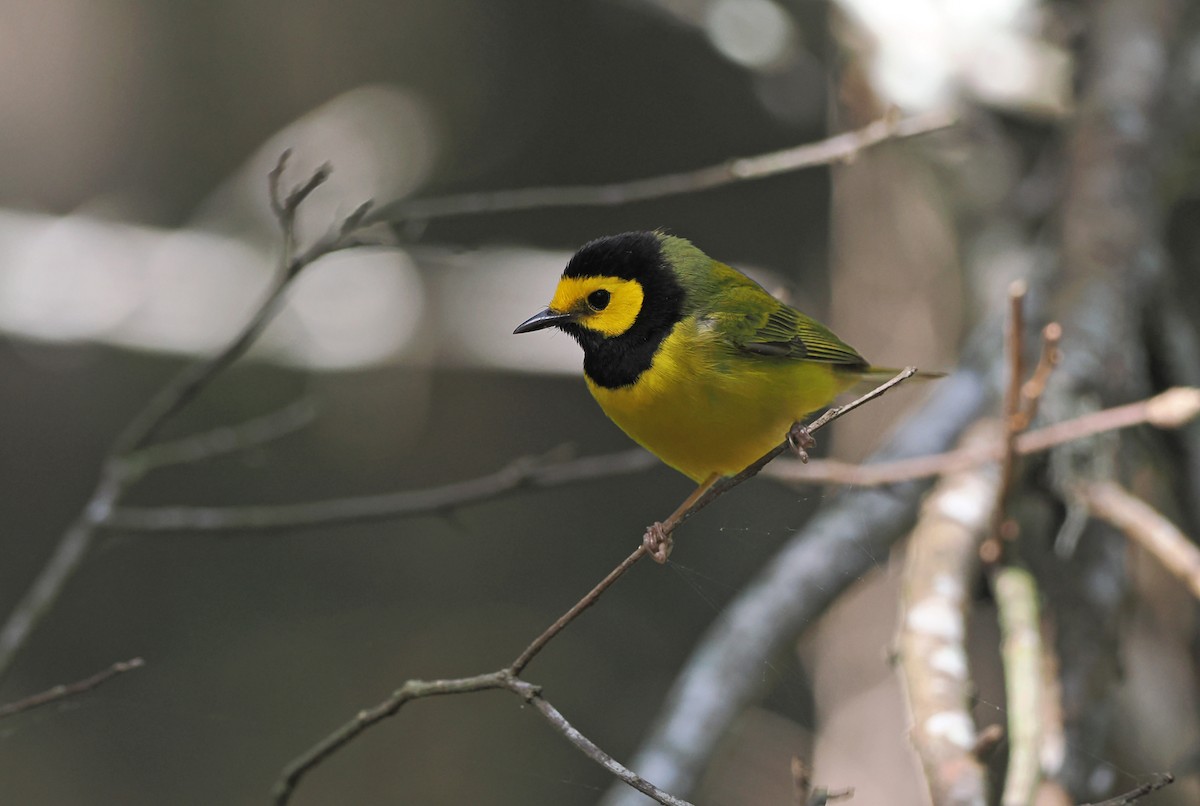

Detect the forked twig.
xmin=272 ymin=369 xmax=917 ymax=805
xmin=0 ymin=658 xmax=144 ymax=719
xmin=0 ymin=153 xmax=357 ymax=688
xmin=988 ymin=285 xmax=1057 ymax=803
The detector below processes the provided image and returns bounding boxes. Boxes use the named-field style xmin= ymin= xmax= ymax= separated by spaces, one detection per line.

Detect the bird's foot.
xmin=643 ymin=522 xmax=673 ymax=564
xmin=787 ymin=423 xmax=816 ymax=463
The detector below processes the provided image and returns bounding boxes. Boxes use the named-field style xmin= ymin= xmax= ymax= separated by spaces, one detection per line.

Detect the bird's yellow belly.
xmin=585 ymin=323 xmax=854 ymax=482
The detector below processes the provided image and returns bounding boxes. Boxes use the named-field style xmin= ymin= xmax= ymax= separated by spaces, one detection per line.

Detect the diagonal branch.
xmin=0 ymin=154 xmax=356 ymax=687
xmin=0 ymin=657 xmax=144 ymax=720
xmin=119 ymin=398 xmax=318 ymax=477
xmin=274 ymin=370 xmax=917 ymax=805
xmin=367 ymin=110 xmax=956 ymax=228
xmin=1080 ymin=774 xmax=1175 ymax=805
xmin=1079 ymin=482 xmax=1200 ymax=600
xmin=271 ymin=669 xmax=694 ymax=806
xmin=598 ymin=349 xmax=997 ymax=806
xmin=508 ymin=368 xmax=916 ymax=676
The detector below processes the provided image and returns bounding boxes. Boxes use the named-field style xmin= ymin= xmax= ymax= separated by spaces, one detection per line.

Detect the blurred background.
xmin=1 ymin=1 xmax=1195 ymax=805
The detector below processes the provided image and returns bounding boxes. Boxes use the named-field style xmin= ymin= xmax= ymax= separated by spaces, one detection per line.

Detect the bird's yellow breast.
xmin=585 ymin=316 xmax=855 ymax=482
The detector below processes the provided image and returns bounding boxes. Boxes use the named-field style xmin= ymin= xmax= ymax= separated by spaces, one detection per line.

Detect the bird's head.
xmin=513 ymin=231 xmax=686 ymax=347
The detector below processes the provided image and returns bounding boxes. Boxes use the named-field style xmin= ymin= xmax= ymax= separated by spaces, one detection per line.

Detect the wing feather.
xmin=695 ymin=267 xmax=868 ymax=369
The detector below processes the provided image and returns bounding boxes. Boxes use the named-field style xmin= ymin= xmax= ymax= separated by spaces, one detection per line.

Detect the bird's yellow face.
xmin=513 ymin=231 xmax=687 ymax=389
xmin=547 ymin=275 xmax=645 ymax=337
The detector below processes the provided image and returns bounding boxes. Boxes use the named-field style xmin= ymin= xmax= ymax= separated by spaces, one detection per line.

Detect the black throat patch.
xmin=558 ymin=232 xmax=687 ymax=389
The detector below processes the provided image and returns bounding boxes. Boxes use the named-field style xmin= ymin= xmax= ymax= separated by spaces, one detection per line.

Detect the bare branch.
xmin=0 ymin=658 xmax=144 ymax=719
xmin=600 ymin=363 xmax=995 ymax=806
xmin=119 ymin=398 xmax=318 ymax=476
xmin=512 ymin=368 xmax=917 ymax=670
xmin=1001 ymin=280 xmax=1028 ymax=496
xmin=898 ymin=421 xmax=1001 ymax=806
xmin=0 ymin=157 xmax=344 ymax=684
xmin=367 ymin=110 xmax=956 ymax=228
xmin=994 ymin=567 xmax=1045 ymax=806
xmin=111 ymin=154 xmax=329 ymax=459
xmin=271 ymin=669 xmax=694 ymax=806
xmin=527 ymin=695 xmax=695 ymax=806
xmin=104 ymin=448 xmax=656 ymax=533
xmin=272 ymin=671 xmax=512 ymax=804
xmin=988 ymin=277 xmax=1050 ymax=806
xmin=985 ymin=281 xmax=1033 ymax=562
xmin=1079 ymin=482 xmax=1200 ymax=599
xmin=1079 ymin=774 xmax=1175 ymax=805
xmin=1016 ymin=323 xmax=1062 ymax=431
xmin=277 ymin=370 xmax=916 ymax=805
xmin=768 ymin=388 xmax=1200 ymax=489
xmin=510 ymin=545 xmax=645 ymax=675
xmin=98 ymin=386 xmax=1200 ymax=541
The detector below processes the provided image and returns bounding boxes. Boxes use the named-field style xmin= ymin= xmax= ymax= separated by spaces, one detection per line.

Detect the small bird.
xmin=515 ymin=231 xmax=915 ymax=560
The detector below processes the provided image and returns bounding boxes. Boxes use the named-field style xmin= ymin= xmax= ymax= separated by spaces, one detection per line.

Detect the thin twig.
xmin=110 ymin=153 xmax=327 ymax=458
xmin=990 ymin=281 xmax=1029 ymax=554
xmin=1016 ymin=323 xmax=1062 ymax=431
xmin=0 ymin=154 xmax=350 ymax=685
xmin=771 ymin=390 xmax=1200 ymax=487
xmin=600 ymin=362 xmax=995 ymax=806
xmin=1079 ymin=482 xmax=1200 ymax=600
xmin=104 ymin=449 xmax=656 ymax=533
xmin=271 ymin=669 xmax=694 ymax=806
xmin=511 ymin=545 xmax=645 ymax=675
xmin=367 ymin=110 xmax=956 ymax=228
xmin=991 ymin=285 xmax=1048 ymax=805
xmin=0 ymin=657 xmax=144 ymax=719
xmin=1004 ymin=281 xmax=1028 ymax=456
xmin=100 ymin=386 xmax=1200 ymax=534
xmin=276 ymin=370 xmax=916 ymax=805
xmin=119 ymin=398 xmax=318 ymax=477
xmin=1080 ymin=774 xmax=1174 ymax=805
xmin=527 ymin=695 xmax=694 ymax=806
xmin=272 ymin=671 xmax=514 ymax=804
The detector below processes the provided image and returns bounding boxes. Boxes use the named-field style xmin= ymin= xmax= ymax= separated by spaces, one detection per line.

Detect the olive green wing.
xmin=705 ymin=281 xmax=869 ymax=369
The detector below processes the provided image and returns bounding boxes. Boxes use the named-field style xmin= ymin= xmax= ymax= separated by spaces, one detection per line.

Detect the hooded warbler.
xmin=515 ymin=231 xmax=910 ymax=529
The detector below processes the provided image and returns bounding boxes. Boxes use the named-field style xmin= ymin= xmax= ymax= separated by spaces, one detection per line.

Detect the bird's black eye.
xmin=587 ymin=289 xmax=611 ymax=311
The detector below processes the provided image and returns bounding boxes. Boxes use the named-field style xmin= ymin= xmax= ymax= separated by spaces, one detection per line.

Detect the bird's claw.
xmin=787 ymin=423 xmax=816 ymax=463
xmin=643 ymin=522 xmax=673 ymax=564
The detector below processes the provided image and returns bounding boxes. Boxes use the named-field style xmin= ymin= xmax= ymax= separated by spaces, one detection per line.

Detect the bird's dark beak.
xmin=514 ymin=308 xmax=573 ymax=334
